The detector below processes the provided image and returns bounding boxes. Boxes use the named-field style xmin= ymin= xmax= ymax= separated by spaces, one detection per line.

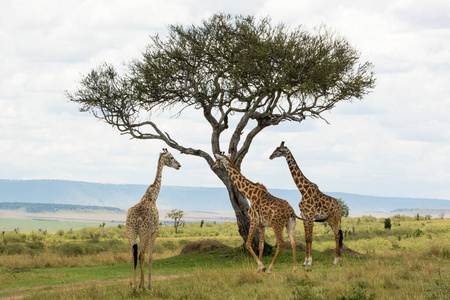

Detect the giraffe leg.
xmin=126 ymin=225 xmax=138 ymax=292
xmin=329 ymin=214 xmax=342 ymax=265
xmin=286 ymin=217 xmax=297 ymax=272
xmin=138 ymin=250 xmax=146 ymax=290
xmin=267 ymin=225 xmax=285 ymax=273
xmin=258 ymin=225 xmax=265 ymax=261
xmin=131 ymin=244 xmax=138 ymax=291
xmin=138 ymin=237 xmax=150 ymax=290
xmin=303 ymin=219 xmax=314 ymax=266
xmin=147 ymin=231 xmax=158 ymax=290
xmin=246 ymin=222 xmax=266 ymax=272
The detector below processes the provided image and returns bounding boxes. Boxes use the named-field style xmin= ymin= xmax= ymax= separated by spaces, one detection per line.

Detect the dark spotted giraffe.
xmin=270 ymin=142 xmax=342 ymax=266
xmin=212 ymin=153 xmax=300 ymax=273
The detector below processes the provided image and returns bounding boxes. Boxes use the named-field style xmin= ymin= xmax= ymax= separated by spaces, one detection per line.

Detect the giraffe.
xmin=126 ymin=148 xmax=181 ymax=291
xmin=269 ymin=141 xmax=342 ymax=266
xmin=212 ymin=153 xmax=300 ymax=273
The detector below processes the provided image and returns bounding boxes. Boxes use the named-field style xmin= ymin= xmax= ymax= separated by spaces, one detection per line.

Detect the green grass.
xmin=3 ymin=249 xmax=448 ymax=299
xmin=1 ymin=217 xmax=449 ymax=299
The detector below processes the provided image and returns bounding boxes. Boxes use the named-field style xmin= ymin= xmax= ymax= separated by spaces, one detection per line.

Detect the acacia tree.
xmin=68 ymin=14 xmax=375 ymax=246
xmin=166 ymin=209 xmax=184 ymax=234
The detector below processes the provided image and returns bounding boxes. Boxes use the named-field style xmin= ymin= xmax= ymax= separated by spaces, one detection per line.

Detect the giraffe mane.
xmin=256 ymin=182 xmax=267 ymax=190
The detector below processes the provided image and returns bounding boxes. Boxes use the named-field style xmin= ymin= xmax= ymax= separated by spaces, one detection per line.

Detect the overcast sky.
xmin=1 ymin=0 xmax=449 ymax=200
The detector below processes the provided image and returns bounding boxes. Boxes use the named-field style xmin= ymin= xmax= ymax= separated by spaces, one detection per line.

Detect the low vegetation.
xmin=0 ymin=216 xmax=449 ymax=299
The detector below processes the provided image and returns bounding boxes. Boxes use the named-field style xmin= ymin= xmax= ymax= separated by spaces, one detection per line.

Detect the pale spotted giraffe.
xmin=212 ymin=153 xmax=300 ymax=273
xmin=270 ymin=142 xmax=342 ymax=266
xmin=126 ymin=149 xmax=181 ymax=291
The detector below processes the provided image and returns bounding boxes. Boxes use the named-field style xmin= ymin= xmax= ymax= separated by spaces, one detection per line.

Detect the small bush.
xmin=2 ymin=232 xmax=26 ymax=244
xmin=26 ymin=241 xmax=45 ymax=252
xmin=412 ymin=229 xmax=422 ymax=237
xmin=384 ymin=218 xmax=391 ymax=229
xmin=84 ymin=242 xmax=104 ymax=255
xmin=55 ymin=243 xmax=85 ymax=256
xmin=0 ymin=244 xmax=26 ymax=255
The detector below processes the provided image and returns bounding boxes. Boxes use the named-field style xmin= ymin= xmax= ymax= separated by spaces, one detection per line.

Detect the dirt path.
xmin=1 ymin=274 xmax=190 ymax=299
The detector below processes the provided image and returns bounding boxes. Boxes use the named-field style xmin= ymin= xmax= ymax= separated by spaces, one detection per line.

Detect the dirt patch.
xmin=181 ymin=239 xmax=230 ymax=255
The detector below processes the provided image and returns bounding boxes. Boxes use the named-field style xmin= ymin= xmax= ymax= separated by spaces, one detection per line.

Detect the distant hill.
xmin=1 ymin=179 xmax=449 ymax=213
xmin=391 ymin=208 xmax=450 ymax=216
xmin=0 ymin=202 xmax=125 ymax=213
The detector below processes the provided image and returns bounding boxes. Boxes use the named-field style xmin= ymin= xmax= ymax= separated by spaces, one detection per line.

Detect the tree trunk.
xmin=225 ymin=182 xmax=253 ymax=242
xmin=215 ymin=169 xmax=272 ymax=254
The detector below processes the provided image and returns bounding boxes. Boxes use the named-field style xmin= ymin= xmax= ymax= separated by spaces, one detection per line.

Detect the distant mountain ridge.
xmin=0 ymin=202 xmax=125 ymax=213
xmin=1 ymin=179 xmax=449 ymax=213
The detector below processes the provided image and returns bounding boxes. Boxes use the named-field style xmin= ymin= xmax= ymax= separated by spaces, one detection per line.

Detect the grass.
xmin=1 ymin=217 xmax=449 ymax=299
xmin=4 ymin=250 xmax=447 ymax=299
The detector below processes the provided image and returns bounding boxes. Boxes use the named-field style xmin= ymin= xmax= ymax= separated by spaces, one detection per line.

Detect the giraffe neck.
xmin=284 ymin=150 xmax=314 ymax=195
xmin=224 ymin=161 xmax=259 ymax=202
xmin=142 ymin=154 xmax=165 ymax=203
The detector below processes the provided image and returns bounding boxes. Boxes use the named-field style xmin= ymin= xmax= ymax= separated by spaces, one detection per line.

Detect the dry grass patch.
xmin=181 ymin=239 xmax=230 ymax=255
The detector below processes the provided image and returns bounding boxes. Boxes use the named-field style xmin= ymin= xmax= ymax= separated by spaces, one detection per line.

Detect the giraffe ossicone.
xmin=126 ymin=149 xmax=181 ymax=291
xmin=270 ymin=141 xmax=343 ymax=266
xmin=212 ymin=153 xmax=300 ymax=273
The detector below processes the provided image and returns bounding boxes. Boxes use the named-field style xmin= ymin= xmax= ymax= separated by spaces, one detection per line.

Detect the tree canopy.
xmin=337 ymin=198 xmax=350 ymax=217
xmin=68 ymin=14 xmax=375 ymax=168
xmin=166 ymin=209 xmax=185 ymax=234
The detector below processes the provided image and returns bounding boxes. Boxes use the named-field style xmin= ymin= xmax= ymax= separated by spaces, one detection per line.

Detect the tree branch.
xmin=127 ymin=121 xmax=215 ymax=166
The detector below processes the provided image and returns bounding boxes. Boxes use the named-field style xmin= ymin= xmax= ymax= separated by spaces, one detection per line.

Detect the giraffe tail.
xmin=313 ymin=219 xmax=327 ymax=223
xmin=133 ymin=244 xmax=138 ymax=268
xmin=293 ymin=213 xmax=305 ymax=221
xmin=338 ymin=229 xmax=343 ymax=248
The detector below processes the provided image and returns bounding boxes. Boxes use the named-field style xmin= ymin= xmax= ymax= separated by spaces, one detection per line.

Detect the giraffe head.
xmin=269 ymin=141 xmax=289 ymax=160
xmin=161 ymin=148 xmax=181 ymax=170
xmin=211 ymin=152 xmax=230 ymax=170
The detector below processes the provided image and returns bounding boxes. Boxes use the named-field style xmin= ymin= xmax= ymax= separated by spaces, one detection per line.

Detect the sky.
xmin=1 ymin=0 xmax=449 ymax=200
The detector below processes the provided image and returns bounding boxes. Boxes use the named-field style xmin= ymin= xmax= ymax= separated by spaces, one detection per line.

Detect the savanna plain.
xmin=1 ymin=215 xmax=449 ymax=299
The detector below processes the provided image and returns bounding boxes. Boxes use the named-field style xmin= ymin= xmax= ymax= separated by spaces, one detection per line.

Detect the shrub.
xmin=30 ymin=232 xmax=45 ymax=242
xmin=0 ymin=244 xmax=26 ymax=255
xmin=384 ymin=218 xmax=392 ymax=229
xmin=412 ymin=229 xmax=422 ymax=237
xmin=55 ymin=243 xmax=85 ymax=256
xmin=2 ymin=232 xmax=26 ymax=244
xmin=26 ymin=241 xmax=45 ymax=252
